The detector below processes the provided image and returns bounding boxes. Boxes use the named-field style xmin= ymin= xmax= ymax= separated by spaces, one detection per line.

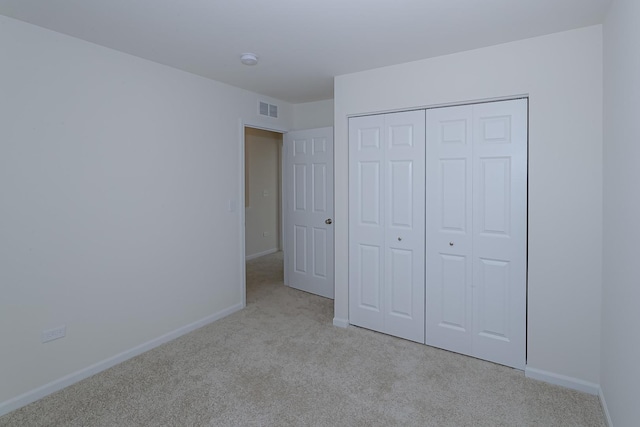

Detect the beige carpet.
xmin=1 ymin=251 xmax=605 ymax=426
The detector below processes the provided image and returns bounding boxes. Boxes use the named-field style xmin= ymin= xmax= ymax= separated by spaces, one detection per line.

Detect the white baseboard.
xmin=525 ymin=367 xmax=600 ymax=395
xmin=0 ymin=303 xmax=243 ymax=417
xmin=333 ymin=317 xmax=349 ymax=328
xmin=599 ymin=387 xmax=613 ymax=427
xmin=245 ymin=248 xmax=279 ymax=261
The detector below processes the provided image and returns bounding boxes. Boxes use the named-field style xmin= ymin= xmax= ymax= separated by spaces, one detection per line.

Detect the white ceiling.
xmin=0 ymin=0 xmax=611 ymax=104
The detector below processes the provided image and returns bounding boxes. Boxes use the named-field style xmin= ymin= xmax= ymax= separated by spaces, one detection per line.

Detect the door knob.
xmin=325 ymin=218 xmax=333 ymax=225
xmin=449 ymin=242 xmax=454 ymax=246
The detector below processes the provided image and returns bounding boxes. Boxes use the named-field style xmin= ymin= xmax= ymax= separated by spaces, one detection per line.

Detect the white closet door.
xmin=383 ymin=111 xmax=425 ymax=342
xmin=426 ymin=99 xmax=527 ymax=369
xmin=349 ymin=111 xmax=425 ymax=343
xmin=349 ymin=114 xmax=385 ymax=332
xmin=471 ymin=99 xmax=527 ymax=369
xmin=426 ymin=105 xmax=474 ymax=355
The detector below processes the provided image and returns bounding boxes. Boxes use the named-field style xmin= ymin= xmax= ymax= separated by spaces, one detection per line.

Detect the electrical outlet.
xmin=41 ymin=325 xmax=66 ymax=343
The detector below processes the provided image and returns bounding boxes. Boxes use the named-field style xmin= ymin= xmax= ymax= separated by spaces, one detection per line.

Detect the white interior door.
xmin=349 ymin=111 xmax=425 ymax=343
xmin=284 ymin=127 xmax=334 ymax=299
xmin=426 ymin=99 xmax=527 ymax=369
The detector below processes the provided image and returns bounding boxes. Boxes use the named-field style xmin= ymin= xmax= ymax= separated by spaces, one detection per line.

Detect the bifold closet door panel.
xmin=471 ymin=99 xmax=527 ymax=369
xmin=425 ymin=105 xmax=474 ymax=355
xmin=349 ymin=111 xmax=426 ymax=343
xmin=349 ymin=114 xmax=385 ymax=332
xmin=383 ymin=110 xmax=425 ymax=343
xmin=425 ymin=99 xmax=527 ymax=369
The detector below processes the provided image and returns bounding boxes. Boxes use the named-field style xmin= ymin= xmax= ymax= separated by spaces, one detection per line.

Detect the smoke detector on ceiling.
xmin=240 ymin=53 xmax=258 ymax=66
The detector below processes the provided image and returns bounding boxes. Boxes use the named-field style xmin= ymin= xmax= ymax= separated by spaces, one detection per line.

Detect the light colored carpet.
xmin=1 ymin=251 xmax=605 ymax=426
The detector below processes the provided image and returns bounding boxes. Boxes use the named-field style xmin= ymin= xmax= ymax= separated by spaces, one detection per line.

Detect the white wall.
xmin=292 ymin=99 xmax=334 ymax=130
xmin=0 ymin=15 xmax=292 ymax=411
xmin=602 ymin=0 xmax=640 ymax=425
xmin=334 ymin=26 xmax=603 ymax=387
xmin=244 ymin=128 xmax=281 ymax=258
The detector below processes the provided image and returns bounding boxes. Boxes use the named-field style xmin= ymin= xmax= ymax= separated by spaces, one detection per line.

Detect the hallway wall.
xmin=245 ymin=128 xmax=282 ymax=259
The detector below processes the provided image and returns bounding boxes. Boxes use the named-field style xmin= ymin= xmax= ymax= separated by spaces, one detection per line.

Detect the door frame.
xmin=239 ymin=119 xmax=289 ymax=309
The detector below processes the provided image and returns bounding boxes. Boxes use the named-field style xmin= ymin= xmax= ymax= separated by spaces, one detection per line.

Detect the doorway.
xmin=241 ymin=125 xmax=336 ymax=307
xmin=244 ymin=126 xmax=285 ymax=305
xmin=244 ymin=127 xmax=283 ymax=261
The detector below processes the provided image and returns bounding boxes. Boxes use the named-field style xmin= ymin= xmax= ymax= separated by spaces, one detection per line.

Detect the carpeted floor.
xmin=0 ymin=251 xmax=606 ymax=426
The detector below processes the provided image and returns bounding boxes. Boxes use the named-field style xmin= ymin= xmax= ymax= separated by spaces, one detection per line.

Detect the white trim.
xmin=282 ymin=137 xmax=289 ymax=287
xmin=0 ymin=303 xmax=243 ymax=417
xmin=346 ymin=95 xmax=530 ymax=120
xmin=333 ymin=317 xmax=349 ymax=328
xmin=279 ymin=140 xmax=285 ymax=258
xmin=599 ymin=387 xmax=613 ymax=427
xmin=239 ymin=119 xmax=247 ymax=309
xmin=524 ymin=366 xmax=600 ymax=395
xmin=245 ymin=248 xmax=279 ymax=261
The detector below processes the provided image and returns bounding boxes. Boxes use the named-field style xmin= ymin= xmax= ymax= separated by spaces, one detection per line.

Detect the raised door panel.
xmin=439 ymin=254 xmax=468 ymax=332
xmin=472 ymin=99 xmax=527 ymax=369
xmin=291 ymin=138 xmax=310 ymax=284
xmin=429 ymin=252 xmax=473 ymax=353
xmin=312 ymin=227 xmax=327 ymax=279
xmin=312 ymin=162 xmax=327 ymax=213
xmin=477 ymin=158 xmax=511 ymax=236
xmin=426 ymin=105 xmax=473 ymax=353
xmin=441 ymin=159 xmax=468 ymax=232
xmin=388 ymin=248 xmax=414 ymax=317
xmin=293 ymin=162 xmax=307 ymax=212
xmin=389 ymin=160 xmax=413 ymax=228
xmin=476 ymin=258 xmax=510 ymax=341
xmin=358 ymin=162 xmax=382 ymax=226
xmin=358 ymin=244 xmax=382 ymax=310
xmin=293 ymin=224 xmax=307 ymax=274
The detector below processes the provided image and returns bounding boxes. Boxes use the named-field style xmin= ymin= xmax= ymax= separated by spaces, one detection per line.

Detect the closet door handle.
xmin=325 ymin=218 xmax=333 ymax=225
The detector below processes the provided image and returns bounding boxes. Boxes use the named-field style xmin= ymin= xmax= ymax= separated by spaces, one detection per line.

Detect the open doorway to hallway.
xmin=244 ymin=127 xmax=284 ymax=301
xmin=242 ymin=125 xmax=335 ymax=305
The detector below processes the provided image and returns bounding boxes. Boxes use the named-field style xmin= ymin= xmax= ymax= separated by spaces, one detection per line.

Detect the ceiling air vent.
xmin=258 ymin=101 xmax=278 ymax=118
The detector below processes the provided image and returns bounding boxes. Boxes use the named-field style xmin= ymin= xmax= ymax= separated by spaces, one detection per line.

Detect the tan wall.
xmin=245 ymin=128 xmax=282 ymax=258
